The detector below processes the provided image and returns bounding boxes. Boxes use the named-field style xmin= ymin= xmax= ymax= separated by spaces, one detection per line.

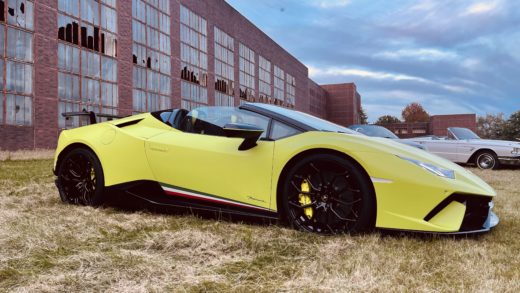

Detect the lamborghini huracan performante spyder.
xmin=53 ymin=103 xmax=499 ymax=234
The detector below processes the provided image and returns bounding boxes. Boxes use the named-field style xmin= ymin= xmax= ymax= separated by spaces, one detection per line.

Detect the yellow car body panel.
xmin=54 ymin=111 xmax=497 ymax=233
xmin=145 ymin=131 xmax=274 ymax=210
xmin=54 ymin=114 xmax=170 ymax=187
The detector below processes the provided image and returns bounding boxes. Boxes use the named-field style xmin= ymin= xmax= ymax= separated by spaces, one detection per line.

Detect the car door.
xmin=144 ymin=108 xmax=274 ymax=211
xmin=417 ymin=139 xmax=460 ymax=162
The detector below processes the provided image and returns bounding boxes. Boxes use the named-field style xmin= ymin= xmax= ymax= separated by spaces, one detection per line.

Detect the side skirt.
xmin=106 ymin=181 xmax=279 ymax=220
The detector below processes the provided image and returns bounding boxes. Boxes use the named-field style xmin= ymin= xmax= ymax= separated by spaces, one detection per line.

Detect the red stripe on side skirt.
xmin=163 ymin=189 xmax=266 ymax=211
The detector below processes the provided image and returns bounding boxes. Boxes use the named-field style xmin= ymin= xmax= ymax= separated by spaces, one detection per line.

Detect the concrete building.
xmin=0 ymin=0 xmax=361 ymax=150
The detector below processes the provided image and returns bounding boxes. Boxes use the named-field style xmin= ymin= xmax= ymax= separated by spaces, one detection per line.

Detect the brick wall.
xmin=430 ymin=114 xmax=477 ymax=137
xmin=320 ymin=83 xmax=361 ymax=126
xmin=308 ymin=79 xmax=328 ymax=118
xmin=382 ymin=122 xmax=430 ymax=139
xmin=381 ymin=114 xmax=477 ymax=138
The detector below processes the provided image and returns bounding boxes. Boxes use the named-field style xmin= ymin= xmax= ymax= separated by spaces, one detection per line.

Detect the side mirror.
xmin=223 ymin=123 xmax=264 ymax=151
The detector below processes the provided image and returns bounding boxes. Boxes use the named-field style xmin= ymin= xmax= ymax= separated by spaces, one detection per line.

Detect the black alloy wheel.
xmin=57 ymin=148 xmax=105 ymax=206
xmin=282 ymin=154 xmax=375 ymax=234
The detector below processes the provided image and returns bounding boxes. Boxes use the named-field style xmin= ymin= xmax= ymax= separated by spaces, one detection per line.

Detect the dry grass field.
xmin=1 ymin=152 xmax=519 ymax=292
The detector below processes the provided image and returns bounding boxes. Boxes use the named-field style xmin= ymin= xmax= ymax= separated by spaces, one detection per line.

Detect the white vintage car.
xmin=409 ymin=127 xmax=520 ymax=170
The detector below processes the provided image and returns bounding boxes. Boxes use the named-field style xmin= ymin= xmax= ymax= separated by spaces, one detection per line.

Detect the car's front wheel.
xmin=475 ymin=151 xmax=499 ymax=170
xmin=57 ymin=148 xmax=105 ymax=206
xmin=282 ymin=154 xmax=375 ymax=234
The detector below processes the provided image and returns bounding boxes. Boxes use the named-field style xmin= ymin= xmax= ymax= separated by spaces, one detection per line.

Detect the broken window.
xmin=214 ymin=26 xmax=235 ymax=104
xmin=274 ymin=65 xmax=285 ymax=105
xmin=132 ymin=0 xmax=171 ymax=113
xmin=57 ymin=0 xmax=119 ymax=129
xmin=0 ymin=1 xmax=5 ymax=22
xmin=7 ymin=0 xmax=34 ymax=30
xmin=0 ymin=0 xmax=34 ymax=126
xmin=259 ymin=56 xmax=272 ymax=103
xmin=181 ymin=80 xmax=208 ymax=110
xmin=58 ymin=14 xmax=80 ymax=45
xmin=286 ymin=73 xmax=296 ymax=108
xmin=180 ymin=5 xmax=207 ymax=108
xmin=239 ymin=43 xmax=256 ymax=102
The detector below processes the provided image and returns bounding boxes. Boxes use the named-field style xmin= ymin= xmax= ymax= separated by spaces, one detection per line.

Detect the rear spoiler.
xmin=61 ymin=110 xmax=125 ymax=125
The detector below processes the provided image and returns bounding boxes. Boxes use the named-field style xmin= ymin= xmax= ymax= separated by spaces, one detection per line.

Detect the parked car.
xmin=409 ymin=127 xmax=520 ymax=170
xmin=348 ymin=124 xmax=427 ymax=150
xmin=53 ymin=104 xmax=498 ymax=235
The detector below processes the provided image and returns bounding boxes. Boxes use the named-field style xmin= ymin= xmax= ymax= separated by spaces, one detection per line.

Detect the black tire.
xmin=56 ymin=148 xmax=105 ymax=206
xmin=282 ymin=154 xmax=375 ymax=234
xmin=475 ymin=151 xmax=500 ymax=170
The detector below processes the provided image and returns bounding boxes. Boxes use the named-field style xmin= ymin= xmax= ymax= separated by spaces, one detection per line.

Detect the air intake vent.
xmin=115 ymin=119 xmax=143 ymax=128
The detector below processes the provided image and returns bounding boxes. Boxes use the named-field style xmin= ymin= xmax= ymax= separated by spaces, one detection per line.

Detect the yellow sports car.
xmin=53 ymin=103 xmax=499 ymax=234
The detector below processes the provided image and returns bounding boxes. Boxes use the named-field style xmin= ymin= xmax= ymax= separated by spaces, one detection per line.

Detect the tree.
xmin=476 ymin=113 xmax=506 ymax=139
xmin=358 ymin=106 xmax=368 ymax=124
xmin=503 ymin=110 xmax=520 ymax=141
xmin=401 ymin=102 xmax=430 ymax=123
xmin=376 ymin=115 xmax=401 ymax=124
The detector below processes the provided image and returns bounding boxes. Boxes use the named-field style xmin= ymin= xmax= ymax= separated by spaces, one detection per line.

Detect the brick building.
xmin=0 ymin=0 xmax=361 ymax=150
xmin=382 ymin=114 xmax=477 ymax=138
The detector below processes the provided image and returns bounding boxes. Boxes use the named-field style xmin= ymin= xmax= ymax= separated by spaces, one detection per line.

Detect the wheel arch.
xmin=467 ymin=148 xmax=497 ymax=164
xmin=276 ymin=148 xmax=377 ymax=225
xmin=55 ymin=143 xmax=103 ymax=176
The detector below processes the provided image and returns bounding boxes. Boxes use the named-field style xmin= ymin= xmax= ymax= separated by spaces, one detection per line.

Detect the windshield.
xmin=185 ymin=107 xmax=270 ymax=138
xmin=252 ymin=104 xmax=358 ymax=134
xmin=449 ymin=127 xmax=480 ymax=140
xmin=349 ymin=125 xmax=398 ymax=139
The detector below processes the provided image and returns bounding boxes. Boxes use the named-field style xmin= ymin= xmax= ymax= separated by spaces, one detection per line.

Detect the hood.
xmin=332 ymin=134 xmax=496 ymax=196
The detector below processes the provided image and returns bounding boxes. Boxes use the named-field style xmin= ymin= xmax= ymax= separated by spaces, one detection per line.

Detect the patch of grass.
xmin=0 ymin=149 xmax=54 ymax=161
xmin=0 ymin=159 xmax=519 ymax=292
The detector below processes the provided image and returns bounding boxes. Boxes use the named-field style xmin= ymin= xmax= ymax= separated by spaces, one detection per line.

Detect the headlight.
xmin=512 ymin=148 xmax=519 ymax=155
xmin=398 ymin=156 xmax=455 ymax=179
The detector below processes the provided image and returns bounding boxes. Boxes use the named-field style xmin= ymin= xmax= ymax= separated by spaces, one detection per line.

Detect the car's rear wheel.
xmin=57 ymin=148 xmax=105 ymax=206
xmin=282 ymin=154 xmax=375 ymax=234
xmin=475 ymin=151 xmax=499 ymax=170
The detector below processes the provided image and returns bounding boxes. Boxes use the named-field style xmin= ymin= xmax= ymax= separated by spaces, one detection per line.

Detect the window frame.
xmin=0 ymin=0 xmax=35 ymax=126
xmin=57 ymin=0 xmax=119 ymax=129
xmin=131 ymin=0 xmax=172 ymax=114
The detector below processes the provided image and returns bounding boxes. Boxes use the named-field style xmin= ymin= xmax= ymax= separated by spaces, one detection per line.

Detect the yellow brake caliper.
xmin=299 ymin=179 xmax=313 ymax=219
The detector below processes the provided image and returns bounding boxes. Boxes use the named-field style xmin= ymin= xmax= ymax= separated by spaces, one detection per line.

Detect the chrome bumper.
xmin=498 ymin=156 xmax=520 ymax=166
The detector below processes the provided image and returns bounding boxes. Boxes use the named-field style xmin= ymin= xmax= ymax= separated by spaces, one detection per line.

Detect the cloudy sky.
xmin=226 ymin=0 xmax=520 ymax=122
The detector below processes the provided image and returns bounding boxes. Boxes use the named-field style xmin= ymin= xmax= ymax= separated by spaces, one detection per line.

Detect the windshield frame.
xmin=349 ymin=124 xmax=398 ymax=139
xmin=241 ymin=103 xmax=359 ymax=135
xmin=448 ymin=127 xmax=481 ymax=140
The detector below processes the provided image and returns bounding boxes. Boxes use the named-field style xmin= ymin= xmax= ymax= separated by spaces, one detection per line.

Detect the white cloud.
xmin=309 ymin=66 xmax=427 ymax=82
xmin=309 ymin=0 xmax=351 ymax=9
xmin=461 ymin=1 xmax=501 ymax=16
xmin=309 ymin=66 xmax=472 ymax=94
xmin=375 ymin=48 xmax=458 ymax=61
xmin=462 ymin=58 xmax=482 ymax=70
